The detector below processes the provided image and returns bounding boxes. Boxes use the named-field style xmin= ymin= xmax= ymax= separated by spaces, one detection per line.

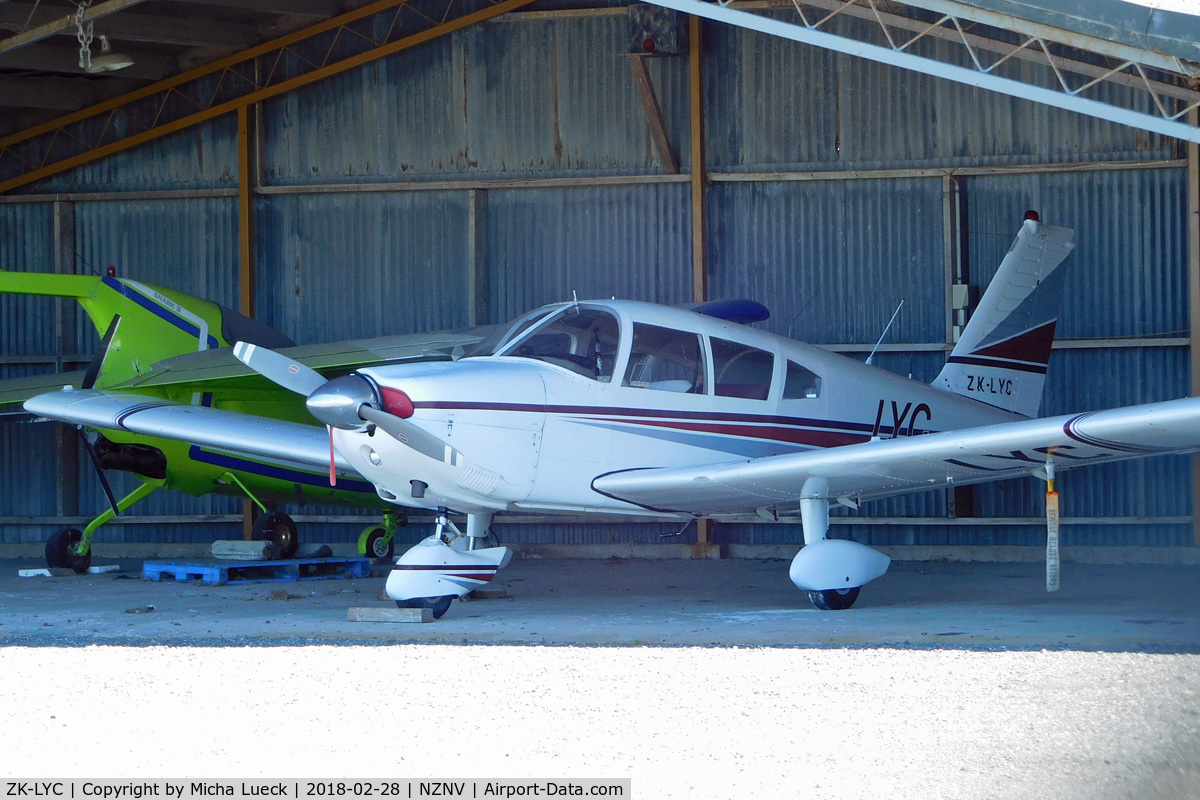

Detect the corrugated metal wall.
xmin=0 ymin=7 xmax=1193 ymax=551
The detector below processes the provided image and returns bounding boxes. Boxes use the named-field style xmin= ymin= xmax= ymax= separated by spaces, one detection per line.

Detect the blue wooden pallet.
xmin=143 ymin=556 xmax=372 ymax=585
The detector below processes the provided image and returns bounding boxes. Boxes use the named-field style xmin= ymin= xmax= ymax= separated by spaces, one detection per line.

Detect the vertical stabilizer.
xmin=0 ymin=269 xmax=226 ymax=387
xmin=932 ymin=217 xmax=1075 ymax=418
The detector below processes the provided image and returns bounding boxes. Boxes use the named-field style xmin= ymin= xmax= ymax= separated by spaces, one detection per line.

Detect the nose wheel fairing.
xmin=385 ymin=512 xmax=511 ymax=608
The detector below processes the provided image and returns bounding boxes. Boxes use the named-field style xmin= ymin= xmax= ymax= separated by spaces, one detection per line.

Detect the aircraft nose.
xmin=306 ymin=374 xmax=378 ymax=429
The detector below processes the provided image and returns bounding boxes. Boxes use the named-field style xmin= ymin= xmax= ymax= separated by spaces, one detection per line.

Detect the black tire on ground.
xmin=252 ymin=511 xmax=299 ymax=558
xmin=808 ymin=587 xmax=861 ymax=611
xmin=398 ymin=595 xmax=454 ymax=619
xmin=365 ymin=528 xmax=394 ymax=560
xmin=46 ymin=528 xmax=92 ymax=574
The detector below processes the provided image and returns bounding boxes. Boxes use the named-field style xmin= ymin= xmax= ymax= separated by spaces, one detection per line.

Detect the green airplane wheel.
xmin=46 ymin=528 xmax=92 ymax=574
xmin=252 ymin=511 xmax=299 ymax=559
xmin=363 ymin=527 xmax=394 ymax=560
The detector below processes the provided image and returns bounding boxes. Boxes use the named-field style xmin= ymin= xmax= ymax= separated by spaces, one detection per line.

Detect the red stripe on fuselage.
xmin=585 ymin=416 xmax=868 ymax=448
xmin=410 ymin=400 xmax=886 ymax=437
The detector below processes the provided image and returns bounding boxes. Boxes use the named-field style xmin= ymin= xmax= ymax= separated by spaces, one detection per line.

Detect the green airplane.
xmin=0 ymin=267 xmax=488 ymax=572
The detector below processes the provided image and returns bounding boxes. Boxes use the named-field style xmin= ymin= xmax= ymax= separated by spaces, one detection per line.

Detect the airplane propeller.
xmin=232 ymin=342 xmax=325 ymax=395
xmin=232 ymin=342 xmax=462 ymax=482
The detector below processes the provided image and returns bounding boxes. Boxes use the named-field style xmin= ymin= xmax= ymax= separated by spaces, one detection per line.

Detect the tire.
xmin=46 ymin=528 xmax=92 ymax=574
xmin=252 ymin=511 xmax=299 ymax=558
xmin=808 ymin=587 xmax=860 ymax=611
xmin=398 ymin=595 xmax=454 ymax=620
xmin=364 ymin=527 xmax=394 ymax=560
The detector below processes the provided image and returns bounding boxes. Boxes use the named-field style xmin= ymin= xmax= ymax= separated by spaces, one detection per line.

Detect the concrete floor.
xmin=4 ymin=555 xmax=1200 ymax=799
xmin=1 ymin=555 xmax=1198 ymax=650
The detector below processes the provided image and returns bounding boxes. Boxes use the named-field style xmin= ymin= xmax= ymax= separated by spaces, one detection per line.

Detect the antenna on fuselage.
xmin=865 ymin=299 xmax=904 ymax=367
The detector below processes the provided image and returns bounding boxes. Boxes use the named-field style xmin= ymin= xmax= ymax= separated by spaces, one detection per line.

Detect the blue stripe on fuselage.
xmin=573 ymin=418 xmax=809 ymax=458
xmin=103 ymin=277 xmax=220 ymax=349
xmin=188 ymin=445 xmax=376 ymax=494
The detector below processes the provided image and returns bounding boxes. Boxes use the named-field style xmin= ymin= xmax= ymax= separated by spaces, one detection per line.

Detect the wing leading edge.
xmin=591 ymin=397 xmax=1200 ymax=515
xmin=24 ymin=389 xmax=359 ymax=477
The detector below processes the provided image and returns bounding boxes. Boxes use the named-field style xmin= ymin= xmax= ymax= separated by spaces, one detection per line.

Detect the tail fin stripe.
xmin=945 ymin=355 xmax=1048 ymax=375
xmin=968 ymin=321 xmax=1058 ymax=364
xmin=103 ymin=276 xmax=219 ymax=349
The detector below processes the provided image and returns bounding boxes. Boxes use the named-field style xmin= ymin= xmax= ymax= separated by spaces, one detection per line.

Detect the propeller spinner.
xmin=232 ymin=341 xmax=463 ymax=474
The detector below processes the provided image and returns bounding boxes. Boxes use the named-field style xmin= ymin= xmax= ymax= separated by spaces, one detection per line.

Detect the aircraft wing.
xmin=24 ymin=388 xmax=359 ymax=476
xmin=0 ymin=369 xmax=86 ymax=415
xmin=115 ymin=329 xmax=494 ymax=392
xmin=591 ymin=397 xmax=1200 ymax=515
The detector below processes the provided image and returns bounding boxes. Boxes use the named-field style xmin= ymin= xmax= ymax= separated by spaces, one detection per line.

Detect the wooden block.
xmin=468 ymin=588 xmax=507 ymax=600
xmin=377 ymin=587 xmax=389 ymax=602
xmin=18 ymin=568 xmax=51 ymax=577
xmin=212 ymin=540 xmax=281 ymax=560
xmin=87 ymin=565 xmax=120 ymax=574
xmin=347 ymin=606 xmax=432 ymax=623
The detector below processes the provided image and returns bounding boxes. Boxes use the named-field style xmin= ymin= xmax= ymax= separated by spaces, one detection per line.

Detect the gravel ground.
xmin=3 ymin=646 xmax=1199 ymax=799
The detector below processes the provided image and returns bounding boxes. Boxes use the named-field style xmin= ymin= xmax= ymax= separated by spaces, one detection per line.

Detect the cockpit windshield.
xmin=459 ymin=308 xmax=557 ymax=359
xmin=496 ymin=306 xmax=622 ymax=381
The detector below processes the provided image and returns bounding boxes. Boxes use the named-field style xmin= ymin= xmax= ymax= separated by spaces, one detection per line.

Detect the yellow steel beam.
xmin=0 ymin=0 xmax=406 ymax=150
xmin=0 ymin=0 xmax=536 ymax=194
xmin=1190 ymin=107 xmax=1200 ymax=546
xmin=689 ymin=14 xmax=710 ymax=550
xmin=0 ymin=0 xmax=150 ymax=58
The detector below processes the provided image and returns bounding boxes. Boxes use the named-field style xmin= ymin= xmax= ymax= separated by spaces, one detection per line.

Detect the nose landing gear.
xmin=385 ymin=509 xmax=510 ymax=620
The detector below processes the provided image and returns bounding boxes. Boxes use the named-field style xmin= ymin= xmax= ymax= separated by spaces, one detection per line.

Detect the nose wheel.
xmin=398 ymin=595 xmax=455 ymax=619
xmin=808 ymin=587 xmax=860 ymax=610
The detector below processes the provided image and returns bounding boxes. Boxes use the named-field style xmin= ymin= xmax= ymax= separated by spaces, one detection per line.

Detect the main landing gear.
xmin=788 ymin=497 xmax=891 ymax=610
xmin=386 ymin=509 xmax=511 ymax=620
xmin=358 ymin=509 xmax=404 ymax=560
xmin=251 ymin=510 xmax=299 ymax=558
xmin=44 ymin=477 xmax=165 ymax=573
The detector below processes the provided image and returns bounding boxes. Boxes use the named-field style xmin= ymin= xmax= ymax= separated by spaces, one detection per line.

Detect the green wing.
xmin=112 ymin=328 xmax=494 ymax=392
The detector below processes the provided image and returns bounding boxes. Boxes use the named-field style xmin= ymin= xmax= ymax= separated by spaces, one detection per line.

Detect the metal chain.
xmin=75 ymin=1 xmax=94 ymax=71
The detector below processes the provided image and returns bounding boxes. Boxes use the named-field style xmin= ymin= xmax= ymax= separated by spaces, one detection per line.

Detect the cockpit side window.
xmin=622 ymin=323 xmax=705 ymax=393
xmin=503 ymin=307 xmax=621 ymax=381
xmin=783 ymin=360 xmax=822 ymax=399
xmin=711 ymin=337 xmax=774 ymax=401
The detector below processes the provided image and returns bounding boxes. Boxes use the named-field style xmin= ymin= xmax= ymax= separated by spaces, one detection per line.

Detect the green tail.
xmin=1 ymin=268 xmax=293 ymax=396
xmin=0 ymin=268 xmax=233 ymax=388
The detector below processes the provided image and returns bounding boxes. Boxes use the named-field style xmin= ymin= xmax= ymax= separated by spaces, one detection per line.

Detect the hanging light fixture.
xmin=86 ymin=34 xmax=135 ymax=73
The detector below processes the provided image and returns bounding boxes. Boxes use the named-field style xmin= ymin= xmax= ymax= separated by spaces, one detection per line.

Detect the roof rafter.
xmin=650 ymin=0 xmax=1200 ymax=144
xmin=0 ymin=0 xmax=149 ymax=57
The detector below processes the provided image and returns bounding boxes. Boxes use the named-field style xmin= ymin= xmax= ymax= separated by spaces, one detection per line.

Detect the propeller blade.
xmin=233 ymin=342 xmax=325 ymax=396
xmin=328 ymin=427 xmax=337 ymax=487
xmin=358 ymin=405 xmax=462 ymax=466
xmin=78 ymin=427 xmax=119 ymax=516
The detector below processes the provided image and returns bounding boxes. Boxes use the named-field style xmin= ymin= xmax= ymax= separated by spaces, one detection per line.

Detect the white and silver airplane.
xmin=25 ymin=215 xmax=1200 ymax=618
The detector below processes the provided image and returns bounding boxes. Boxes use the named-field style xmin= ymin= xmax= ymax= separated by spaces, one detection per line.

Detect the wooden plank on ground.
xmin=347 ymin=606 xmax=432 ymax=623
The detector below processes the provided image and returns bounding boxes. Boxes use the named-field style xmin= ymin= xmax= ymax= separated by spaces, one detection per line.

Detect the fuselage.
xmin=333 ymin=300 xmax=1020 ymax=517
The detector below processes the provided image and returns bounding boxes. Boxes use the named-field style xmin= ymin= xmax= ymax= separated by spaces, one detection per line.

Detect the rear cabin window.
xmin=623 ymin=324 xmax=705 ymax=393
xmin=711 ymin=338 xmax=774 ymax=401
xmin=505 ymin=307 xmax=621 ymax=381
xmin=783 ymin=360 xmax=822 ymax=399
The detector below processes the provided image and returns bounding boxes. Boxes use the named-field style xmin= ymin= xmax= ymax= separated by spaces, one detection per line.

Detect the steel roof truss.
xmin=678 ymin=0 xmax=1200 ymax=143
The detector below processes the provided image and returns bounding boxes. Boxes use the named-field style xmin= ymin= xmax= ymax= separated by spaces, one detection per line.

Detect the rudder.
xmin=932 ymin=215 xmax=1075 ymax=418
